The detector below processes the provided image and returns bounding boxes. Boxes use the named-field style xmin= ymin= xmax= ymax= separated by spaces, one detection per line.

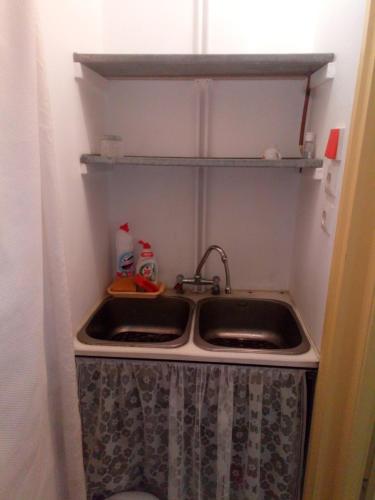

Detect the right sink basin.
xmin=194 ymin=297 xmax=310 ymax=354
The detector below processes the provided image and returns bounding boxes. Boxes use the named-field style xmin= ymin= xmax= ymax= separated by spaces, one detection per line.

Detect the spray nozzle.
xmin=120 ymin=223 xmax=129 ymax=232
xmin=139 ymin=240 xmax=151 ymax=249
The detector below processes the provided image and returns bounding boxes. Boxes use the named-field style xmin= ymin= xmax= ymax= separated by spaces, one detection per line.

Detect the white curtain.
xmin=0 ymin=1 xmax=86 ymax=499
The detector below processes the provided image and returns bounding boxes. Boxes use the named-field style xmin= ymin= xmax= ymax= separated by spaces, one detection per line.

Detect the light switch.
xmin=321 ymin=200 xmax=335 ymax=235
xmin=325 ymin=162 xmax=339 ymax=197
xmin=324 ymin=127 xmax=345 ymax=161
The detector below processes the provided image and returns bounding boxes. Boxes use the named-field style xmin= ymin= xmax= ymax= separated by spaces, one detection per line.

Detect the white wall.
xmin=102 ymin=1 xmax=311 ymax=290
xmin=109 ymin=166 xmax=197 ymax=286
xmin=109 ymin=166 xmax=300 ymax=290
xmin=103 ymin=0 xmax=365 ymax=345
xmin=38 ymin=0 xmax=112 ymax=330
xmin=101 ymin=0 xmax=366 ymax=322
xmin=102 ymin=0 xmax=317 ymax=54
xmin=102 ymin=0 xmax=196 ymax=53
xmin=107 ymin=80 xmax=198 ymax=285
xmin=204 ymin=168 xmax=300 ymax=290
xmin=43 ymin=0 xmax=365 ymax=343
xmin=206 ymin=0 xmax=316 ymax=53
xmin=106 ymin=80 xmax=198 ymax=156
xmin=208 ymin=80 xmax=304 ymax=158
xmin=106 ymin=78 xmax=304 ymax=289
xmin=290 ymin=0 xmax=367 ymax=347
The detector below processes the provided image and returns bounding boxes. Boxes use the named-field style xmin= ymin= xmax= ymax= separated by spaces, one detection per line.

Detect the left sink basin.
xmin=77 ymin=296 xmax=194 ymax=348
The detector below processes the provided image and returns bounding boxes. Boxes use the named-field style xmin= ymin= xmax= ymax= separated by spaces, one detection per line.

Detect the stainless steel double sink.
xmin=78 ymin=294 xmax=310 ymax=355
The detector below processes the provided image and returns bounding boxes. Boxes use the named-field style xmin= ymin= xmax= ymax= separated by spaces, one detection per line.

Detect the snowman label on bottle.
xmin=116 ymin=222 xmax=135 ymax=278
xmin=117 ymin=251 xmax=135 ymax=277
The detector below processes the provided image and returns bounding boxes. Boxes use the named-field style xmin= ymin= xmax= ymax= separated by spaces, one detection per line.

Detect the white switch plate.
xmin=325 ymin=161 xmax=339 ymax=197
xmin=336 ymin=127 xmax=345 ymax=161
xmin=321 ymin=200 xmax=335 ymax=235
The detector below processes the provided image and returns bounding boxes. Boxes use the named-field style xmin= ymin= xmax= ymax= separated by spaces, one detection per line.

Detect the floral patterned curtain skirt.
xmin=76 ymin=357 xmax=307 ymax=500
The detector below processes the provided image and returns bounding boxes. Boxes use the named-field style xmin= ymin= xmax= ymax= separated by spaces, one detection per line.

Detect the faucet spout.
xmin=175 ymin=245 xmax=232 ymax=295
xmin=195 ymin=245 xmax=232 ymax=294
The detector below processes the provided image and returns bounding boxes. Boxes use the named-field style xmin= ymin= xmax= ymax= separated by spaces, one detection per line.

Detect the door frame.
xmin=303 ymin=1 xmax=375 ymax=498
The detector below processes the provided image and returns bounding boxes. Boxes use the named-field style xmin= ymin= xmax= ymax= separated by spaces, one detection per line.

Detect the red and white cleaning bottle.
xmin=116 ymin=223 xmax=135 ymax=277
xmin=136 ymin=240 xmax=158 ymax=283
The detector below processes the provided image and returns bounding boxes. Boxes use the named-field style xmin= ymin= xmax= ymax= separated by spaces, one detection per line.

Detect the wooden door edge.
xmin=303 ymin=0 xmax=375 ymax=498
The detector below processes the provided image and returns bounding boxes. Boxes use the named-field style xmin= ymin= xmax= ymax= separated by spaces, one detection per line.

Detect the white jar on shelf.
xmin=302 ymin=132 xmax=315 ymax=159
xmin=100 ymin=135 xmax=123 ymax=158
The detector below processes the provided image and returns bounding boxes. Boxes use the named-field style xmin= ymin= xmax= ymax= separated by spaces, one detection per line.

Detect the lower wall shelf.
xmin=80 ymin=154 xmax=323 ymax=170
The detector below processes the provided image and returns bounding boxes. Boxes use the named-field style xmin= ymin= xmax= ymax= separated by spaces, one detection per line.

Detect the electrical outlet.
xmin=325 ymin=162 xmax=339 ymax=197
xmin=321 ymin=200 xmax=335 ymax=235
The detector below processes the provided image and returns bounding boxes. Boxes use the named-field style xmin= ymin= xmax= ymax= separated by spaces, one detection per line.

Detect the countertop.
xmin=74 ymin=289 xmax=319 ymax=368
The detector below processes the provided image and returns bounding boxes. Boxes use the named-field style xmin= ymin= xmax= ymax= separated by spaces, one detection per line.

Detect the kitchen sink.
xmin=194 ymin=297 xmax=310 ymax=354
xmin=78 ymin=296 xmax=193 ymax=348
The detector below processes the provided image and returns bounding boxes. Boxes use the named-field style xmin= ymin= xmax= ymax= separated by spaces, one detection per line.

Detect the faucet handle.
xmin=176 ymin=274 xmax=184 ymax=284
xmin=174 ymin=274 xmax=185 ymax=294
xmin=211 ymin=275 xmax=221 ymax=295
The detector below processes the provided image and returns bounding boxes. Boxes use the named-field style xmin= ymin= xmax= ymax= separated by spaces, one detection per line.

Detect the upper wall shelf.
xmin=73 ymin=53 xmax=335 ymax=79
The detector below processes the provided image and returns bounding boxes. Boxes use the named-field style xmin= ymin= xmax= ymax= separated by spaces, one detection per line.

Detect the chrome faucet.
xmin=175 ymin=245 xmax=232 ymax=295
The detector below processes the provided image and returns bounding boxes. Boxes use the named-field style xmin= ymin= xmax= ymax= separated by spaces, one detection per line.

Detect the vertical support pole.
xmin=193 ymin=0 xmax=210 ymax=269
xmin=201 ymin=0 xmax=209 ymax=55
xmin=195 ymin=80 xmax=211 ymax=264
xmin=194 ymin=82 xmax=202 ymax=268
xmin=193 ymin=0 xmax=209 ymax=54
xmin=196 ymin=80 xmax=211 ymax=263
